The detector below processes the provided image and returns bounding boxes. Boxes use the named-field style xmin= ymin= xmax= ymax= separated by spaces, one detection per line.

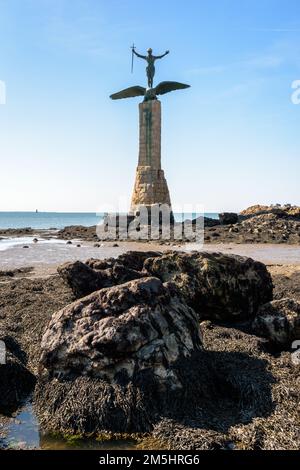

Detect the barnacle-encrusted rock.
xmin=57 ymin=251 xmax=161 ymax=298
xmin=144 ymin=251 xmax=273 ymax=321
xmin=58 ymin=251 xmax=273 ymax=321
xmin=253 ymin=298 xmax=300 ymax=347
xmin=40 ymin=277 xmax=202 ymax=386
xmin=36 ymin=277 xmax=203 ymax=433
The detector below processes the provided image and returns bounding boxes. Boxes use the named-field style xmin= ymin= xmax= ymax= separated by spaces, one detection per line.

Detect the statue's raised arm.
xmin=132 ymin=49 xmax=147 ymax=60
xmin=153 ymin=50 xmax=170 ymax=60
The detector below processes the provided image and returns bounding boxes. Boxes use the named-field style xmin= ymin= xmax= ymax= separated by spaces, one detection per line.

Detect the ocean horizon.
xmin=0 ymin=211 xmax=220 ymax=230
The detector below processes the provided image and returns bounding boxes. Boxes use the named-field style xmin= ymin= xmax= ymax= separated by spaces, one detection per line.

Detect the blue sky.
xmin=0 ymin=0 xmax=300 ymax=212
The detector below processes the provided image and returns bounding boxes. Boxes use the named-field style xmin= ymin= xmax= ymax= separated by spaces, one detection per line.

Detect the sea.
xmin=0 ymin=212 xmax=219 ymax=230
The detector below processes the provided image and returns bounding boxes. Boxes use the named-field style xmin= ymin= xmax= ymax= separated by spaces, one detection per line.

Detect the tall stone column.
xmin=130 ymin=100 xmax=172 ymax=214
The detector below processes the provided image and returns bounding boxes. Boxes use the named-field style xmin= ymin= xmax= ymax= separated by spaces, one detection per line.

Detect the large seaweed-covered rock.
xmin=58 ymin=251 xmax=273 ymax=321
xmin=36 ymin=277 xmax=203 ymax=434
xmin=35 ymin=320 xmax=276 ymax=436
xmin=253 ymin=298 xmax=300 ymax=347
xmin=58 ymin=251 xmax=161 ymax=298
xmin=40 ymin=277 xmax=202 ymax=387
xmin=144 ymin=252 xmax=273 ymax=321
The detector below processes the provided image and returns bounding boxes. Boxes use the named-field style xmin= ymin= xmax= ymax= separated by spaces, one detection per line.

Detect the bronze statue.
xmin=110 ymin=46 xmax=190 ymax=101
xmin=132 ymin=47 xmax=169 ymax=88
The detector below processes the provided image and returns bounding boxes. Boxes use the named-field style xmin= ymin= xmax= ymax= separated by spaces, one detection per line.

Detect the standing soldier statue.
xmin=132 ymin=46 xmax=169 ymax=88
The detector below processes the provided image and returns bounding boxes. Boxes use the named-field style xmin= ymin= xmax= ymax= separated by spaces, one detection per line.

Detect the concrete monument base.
xmin=130 ymin=100 xmax=172 ymax=215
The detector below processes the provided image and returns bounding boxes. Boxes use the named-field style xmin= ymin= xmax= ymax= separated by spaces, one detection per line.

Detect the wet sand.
xmin=0 ymin=238 xmax=166 ymax=277
xmin=1 ymin=237 xmax=300 ymax=278
xmin=202 ymin=243 xmax=300 ymax=265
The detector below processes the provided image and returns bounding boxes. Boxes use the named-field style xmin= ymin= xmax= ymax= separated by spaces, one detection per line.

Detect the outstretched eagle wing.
xmin=110 ymin=86 xmax=146 ymax=100
xmin=155 ymin=81 xmax=190 ymax=96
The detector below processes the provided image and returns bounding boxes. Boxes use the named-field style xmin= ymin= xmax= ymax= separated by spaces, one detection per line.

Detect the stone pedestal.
xmin=130 ymin=100 xmax=172 ymax=214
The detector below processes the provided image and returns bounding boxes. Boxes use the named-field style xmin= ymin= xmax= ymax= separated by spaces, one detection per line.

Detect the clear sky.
xmin=0 ymin=0 xmax=300 ymax=212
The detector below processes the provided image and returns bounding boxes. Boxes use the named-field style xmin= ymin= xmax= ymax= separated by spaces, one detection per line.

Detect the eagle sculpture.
xmin=110 ymin=81 xmax=190 ymax=102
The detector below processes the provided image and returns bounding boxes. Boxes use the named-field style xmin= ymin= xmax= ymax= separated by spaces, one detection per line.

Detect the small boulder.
xmin=58 ymin=251 xmax=161 ymax=298
xmin=203 ymin=216 xmax=220 ymax=227
xmin=219 ymin=212 xmax=239 ymax=225
xmin=253 ymin=298 xmax=300 ymax=347
xmin=57 ymin=261 xmax=109 ymax=298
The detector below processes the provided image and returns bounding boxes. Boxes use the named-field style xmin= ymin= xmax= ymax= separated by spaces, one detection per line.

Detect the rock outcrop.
xmin=40 ymin=277 xmax=202 ymax=386
xmin=34 ymin=251 xmax=273 ymax=434
xmin=205 ymin=212 xmax=300 ymax=244
xmin=240 ymin=204 xmax=300 ymax=219
xmin=144 ymin=251 xmax=273 ymax=321
xmin=253 ymin=298 xmax=300 ymax=347
xmin=219 ymin=212 xmax=238 ymax=225
xmin=57 ymin=225 xmax=98 ymax=241
xmin=1 ymin=261 xmax=299 ymax=448
xmin=58 ymin=251 xmax=273 ymax=322
xmin=240 ymin=205 xmax=271 ymax=216
xmin=57 ymin=261 xmax=109 ymax=298
xmin=58 ymin=251 xmax=161 ymax=298
xmin=36 ymin=277 xmax=204 ymax=433
xmin=54 ymin=203 xmax=300 ymax=244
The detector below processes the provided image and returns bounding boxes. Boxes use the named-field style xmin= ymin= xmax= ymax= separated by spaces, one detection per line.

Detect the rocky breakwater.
xmin=57 ymin=225 xmax=98 ymax=241
xmin=34 ymin=251 xmax=273 ymax=435
xmin=240 ymin=204 xmax=300 ymax=218
xmin=55 ymin=204 xmax=300 ymax=245
xmin=205 ymin=204 xmax=300 ymax=244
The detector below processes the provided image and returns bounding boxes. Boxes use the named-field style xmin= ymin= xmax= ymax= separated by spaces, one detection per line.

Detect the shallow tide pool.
xmin=3 ymin=402 xmax=139 ymax=450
